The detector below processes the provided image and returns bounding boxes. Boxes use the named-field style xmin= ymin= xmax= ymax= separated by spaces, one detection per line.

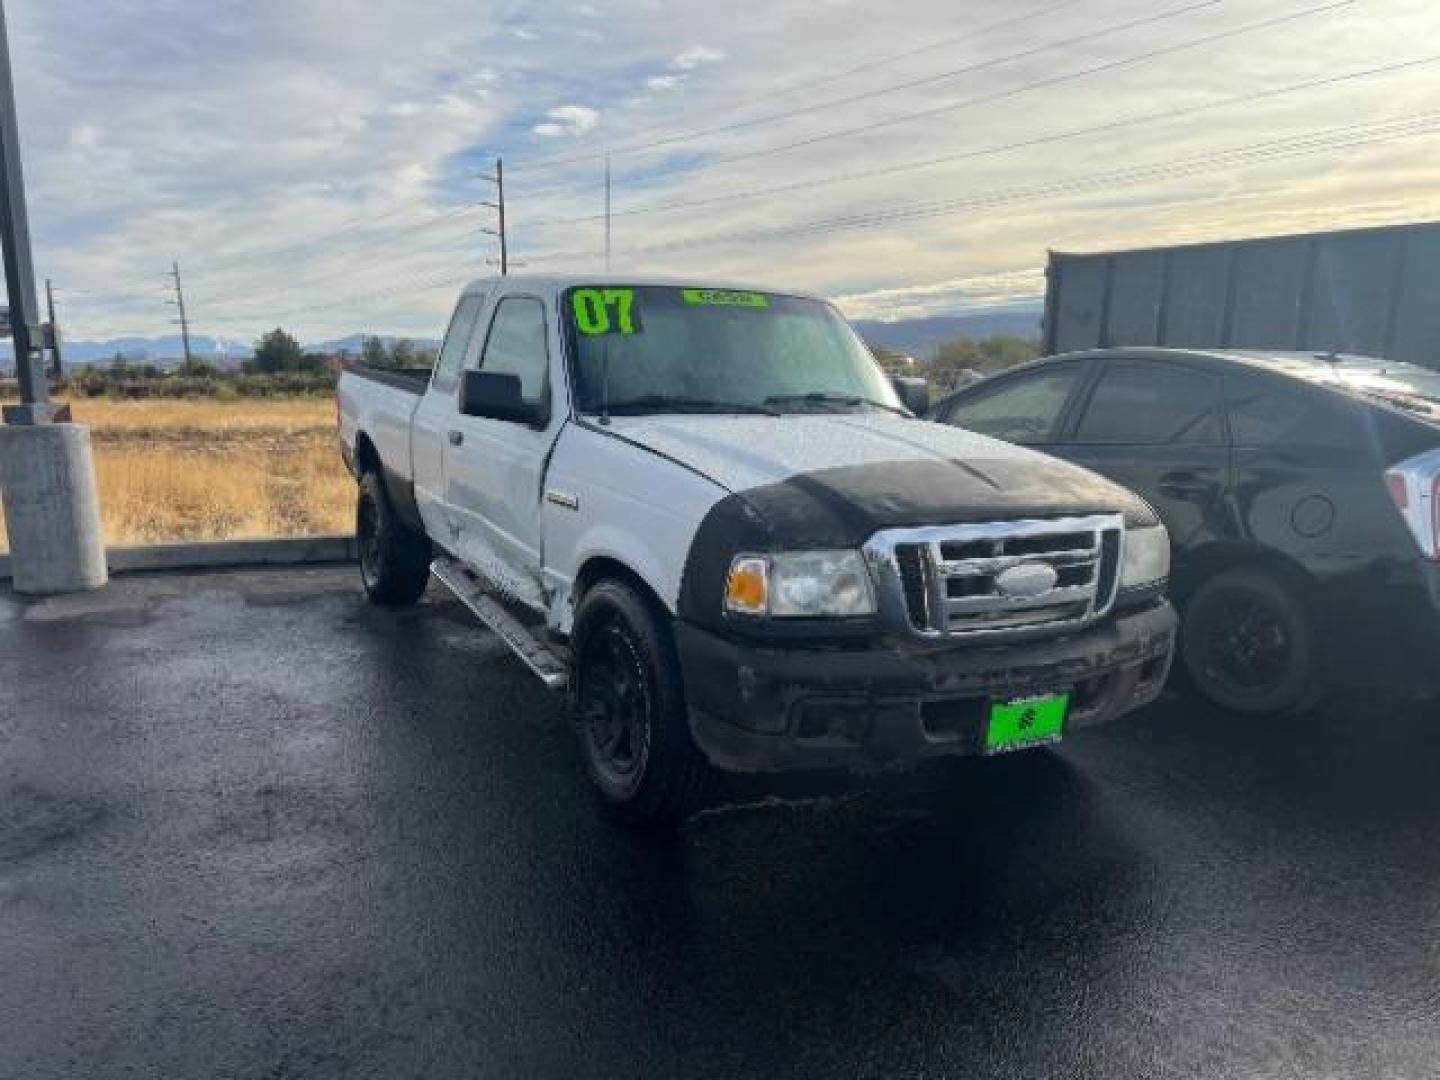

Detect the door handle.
xmin=447 ymin=430 xmax=464 ymax=447
xmin=1159 ymin=471 xmax=1211 ymax=498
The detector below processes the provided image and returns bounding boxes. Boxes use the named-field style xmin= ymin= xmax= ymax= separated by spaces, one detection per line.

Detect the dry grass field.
xmin=0 ymin=398 xmax=354 ymax=552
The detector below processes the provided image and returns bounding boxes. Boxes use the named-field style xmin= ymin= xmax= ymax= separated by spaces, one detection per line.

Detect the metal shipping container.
xmin=1042 ymin=220 xmax=1440 ymax=370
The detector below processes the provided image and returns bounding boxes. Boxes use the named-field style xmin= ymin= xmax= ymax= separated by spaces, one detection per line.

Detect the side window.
xmin=476 ymin=297 xmax=549 ymax=405
xmin=1225 ymin=372 xmax=1362 ymax=452
xmin=1074 ymin=363 xmax=1223 ymax=445
xmin=431 ymin=294 xmax=485 ymax=393
xmin=940 ymin=366 xmax=1081 ymax=445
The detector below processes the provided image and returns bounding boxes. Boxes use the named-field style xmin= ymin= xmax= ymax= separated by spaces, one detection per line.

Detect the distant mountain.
xmin=852 ymin=309 xmax=1043 ymax=360
xmin=49 ymin=335 xmax=253 ymax=365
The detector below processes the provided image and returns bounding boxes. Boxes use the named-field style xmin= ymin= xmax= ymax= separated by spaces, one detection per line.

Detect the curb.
xmin=0 ymin=535 xmax=357 ymax=583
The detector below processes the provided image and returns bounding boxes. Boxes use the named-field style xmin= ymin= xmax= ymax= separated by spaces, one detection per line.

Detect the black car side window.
xmin=1074 ymin=363 xmax=1223 ymax=446
xmin=940 ymin=366 xmax=1081 ymax=445
xmin=1224 ymin=372 xmax=1362 ymax=453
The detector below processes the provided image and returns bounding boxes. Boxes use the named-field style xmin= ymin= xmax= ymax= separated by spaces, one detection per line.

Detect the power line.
xmin=539 ymin=53 xmax=1440 ymax=226
xmin=510 ymin=0 xmax=1090 ymax=173
xmin=518 ymin=110 xmax=1440 ymax=263
xmin=518 ymin=0 xmax=1355 ymax=200
xmin=511 ymin=0 xmax=1222 ymax=174
xmin=184 ymin=194 xmax=483 ymax=280
xmin=185 ymin=201 xmax=488 ymax=287
xmin=199 ymin=229 xmax=482 ymax=316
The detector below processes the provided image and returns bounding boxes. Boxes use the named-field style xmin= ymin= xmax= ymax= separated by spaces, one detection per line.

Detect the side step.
xmin=430 ymin=557 xmax=569 ymax=691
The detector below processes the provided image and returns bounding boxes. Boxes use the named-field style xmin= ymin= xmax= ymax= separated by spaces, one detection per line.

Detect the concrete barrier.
xmin=0 ymin=535 xmax=357 ymax=583
xmin=0 ymin=423 xmax=107 ymax=594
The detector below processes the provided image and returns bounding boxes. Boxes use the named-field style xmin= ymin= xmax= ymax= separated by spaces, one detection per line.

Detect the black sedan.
xmin=931 ymin=348 xmax=1440 ymax=714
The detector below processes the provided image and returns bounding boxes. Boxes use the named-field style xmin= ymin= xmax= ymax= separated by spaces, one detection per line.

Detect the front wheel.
xmin=1180 ymin=567 xmax=1322 ymax=715
xmin=356 ymin=470 xmax=431 ymax=606
xmin=572 ymin=579 xmax=709 ymax=828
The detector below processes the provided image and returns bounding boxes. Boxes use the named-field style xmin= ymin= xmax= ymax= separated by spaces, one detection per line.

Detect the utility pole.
xmin=480 ymin=156 xmax=508 ymax=275
xmin=168 ymin=260 xmax=193 ymax=366
xmin=604 ymin=154 xmax=612 ymax=271
xmin=44 ymin=276 xmax=60 ymax=376
xmin=0 ymin=0 xmax=50 ymax=421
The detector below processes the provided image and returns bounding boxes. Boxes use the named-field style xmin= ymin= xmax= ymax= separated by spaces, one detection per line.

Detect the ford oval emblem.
xmin=995 ymin=562 xmax=1059 ymax=599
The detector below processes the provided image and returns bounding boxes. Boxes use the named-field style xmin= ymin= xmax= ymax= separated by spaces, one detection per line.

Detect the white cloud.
xmin=646 ymin=74 xmax=685 ymax=92
xmin=532 ymin=104 xmax=601 ymax=138
xmin=672 ymin=45 xmax=724 ymax=70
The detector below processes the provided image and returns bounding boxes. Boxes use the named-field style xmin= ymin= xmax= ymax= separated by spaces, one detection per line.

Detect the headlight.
xmin=724 ymin=550 xmax=876 ymax=618
xmin=1120 ymin=524 xmax=1170 ymax=591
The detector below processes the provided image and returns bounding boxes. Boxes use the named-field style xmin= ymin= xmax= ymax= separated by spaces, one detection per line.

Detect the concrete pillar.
xmin=0 ymin=422 xmax=107 ymax=594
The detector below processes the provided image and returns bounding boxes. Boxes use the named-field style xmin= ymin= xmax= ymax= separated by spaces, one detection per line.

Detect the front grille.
xmin=868 ymin=516 xmax=1125 ymax=639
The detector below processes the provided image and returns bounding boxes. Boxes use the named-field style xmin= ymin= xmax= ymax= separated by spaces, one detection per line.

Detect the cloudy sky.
xmin=9 ymin=0 xmax=1440 ymax=345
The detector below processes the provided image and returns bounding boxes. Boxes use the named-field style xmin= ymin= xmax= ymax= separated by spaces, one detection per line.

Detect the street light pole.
xmin=0 ymin=0 xmax=52 ymax=422
xmin=0 ymin=0 xmax=106 ymax=595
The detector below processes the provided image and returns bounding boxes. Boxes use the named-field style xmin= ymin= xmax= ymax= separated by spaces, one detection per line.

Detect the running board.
xmin=430 ymin=557 xmax=569 ymax=691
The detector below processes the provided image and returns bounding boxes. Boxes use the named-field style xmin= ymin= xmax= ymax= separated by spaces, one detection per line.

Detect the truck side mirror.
xmin=459 ymin=370 xmax=543 ymax=425
xmin=890 ymin=374 xmax=930 ymax=415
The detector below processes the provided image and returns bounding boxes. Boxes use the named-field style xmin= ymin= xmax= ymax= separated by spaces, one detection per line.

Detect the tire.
xmin=1180 ymin=567 xmax=1323 ymax=716
xmin=356 ymin=469 xmax=431 ymax=606
xmin=572 ymin=579 xmax=710 ymax=828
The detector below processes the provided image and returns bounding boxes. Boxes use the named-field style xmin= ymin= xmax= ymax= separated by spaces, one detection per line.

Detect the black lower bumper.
xmin=674 ymin=601 xmax=1177 ymax=773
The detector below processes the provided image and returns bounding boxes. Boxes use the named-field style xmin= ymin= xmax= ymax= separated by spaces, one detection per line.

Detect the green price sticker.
xmin=681 ymin=289 xmax=770 ymax=308
xmin=572 ymin=288 xmax=640 ymax=336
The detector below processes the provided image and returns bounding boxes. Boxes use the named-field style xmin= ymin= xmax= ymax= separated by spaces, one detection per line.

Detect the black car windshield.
xmin=563 ymin=286 xmax=902 ymax=416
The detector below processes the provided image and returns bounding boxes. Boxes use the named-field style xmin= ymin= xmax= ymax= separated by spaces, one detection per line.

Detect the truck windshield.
xmin=563 ymin=286 xmax=903 ymax=416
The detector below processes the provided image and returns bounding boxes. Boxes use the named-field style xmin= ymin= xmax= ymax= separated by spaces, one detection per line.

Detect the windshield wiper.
xmin=597 ymin=394 xmax=781 ymax=416
xmin=763 ymin=391 xmax=910 ymax=416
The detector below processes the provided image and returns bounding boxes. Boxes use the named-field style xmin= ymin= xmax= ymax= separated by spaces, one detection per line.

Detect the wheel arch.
xmin=354 ymin=431 xmax=382 ymax=476
xmin=1172 ymin=540 xmax=1317 ymax=609
xmin=572 ymin=555 xmax=671 ymax=623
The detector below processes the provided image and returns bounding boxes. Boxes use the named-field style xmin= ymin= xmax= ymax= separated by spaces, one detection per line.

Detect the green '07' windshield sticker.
xmin=682 ymin=288 xmax=770 ymax=308
xmin=572 ymin=288 xmax=640 ymax=336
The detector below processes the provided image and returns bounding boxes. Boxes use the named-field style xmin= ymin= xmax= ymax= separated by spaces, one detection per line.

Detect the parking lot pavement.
xmin=2 ymin=567 xmax=1438 ymax=1079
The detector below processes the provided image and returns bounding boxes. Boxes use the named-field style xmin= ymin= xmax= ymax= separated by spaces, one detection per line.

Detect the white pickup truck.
xmin=338 ymin=275 xmax=1177 ymax=825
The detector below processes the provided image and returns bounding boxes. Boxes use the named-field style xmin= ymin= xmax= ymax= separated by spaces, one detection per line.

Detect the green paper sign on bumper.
xmin=985 ymin=693 xmax=1069 ymax=754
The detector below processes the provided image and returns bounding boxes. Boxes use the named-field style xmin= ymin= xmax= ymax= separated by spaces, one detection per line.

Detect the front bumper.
xmin=674 ymin=600 xmax=1177 ymax=773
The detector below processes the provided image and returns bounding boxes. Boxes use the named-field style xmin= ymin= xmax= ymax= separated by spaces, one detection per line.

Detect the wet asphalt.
xmin=1 ymin=566 xmax=1438 ymax=1079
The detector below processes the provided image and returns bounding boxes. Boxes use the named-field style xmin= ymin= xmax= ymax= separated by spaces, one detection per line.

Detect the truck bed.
xmin=347 ymin=365 xmax=433 ymax=394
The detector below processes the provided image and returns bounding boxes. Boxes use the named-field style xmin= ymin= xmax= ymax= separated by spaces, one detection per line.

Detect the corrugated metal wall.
xmin=1043 ymin=221 xmax=1440 ymax=369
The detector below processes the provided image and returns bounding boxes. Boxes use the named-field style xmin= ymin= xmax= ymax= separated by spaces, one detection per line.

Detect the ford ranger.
xmin=337 ymin=276 xmax=1177 ymax=825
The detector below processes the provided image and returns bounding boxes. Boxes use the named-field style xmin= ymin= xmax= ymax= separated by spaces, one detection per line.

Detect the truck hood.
xmin=607 ymin=412 xmax=1155 ymax=530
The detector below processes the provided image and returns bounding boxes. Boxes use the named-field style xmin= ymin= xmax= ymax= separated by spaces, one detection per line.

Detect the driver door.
xmin=444 ymin=291 xmax=560 ymax=611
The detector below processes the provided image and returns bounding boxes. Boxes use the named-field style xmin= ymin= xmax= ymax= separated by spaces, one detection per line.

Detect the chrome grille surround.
xmin=862 ymin=515 xmax=1126 ymax=640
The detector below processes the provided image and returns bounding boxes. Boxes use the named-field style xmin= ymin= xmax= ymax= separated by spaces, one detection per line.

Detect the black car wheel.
xmin=356 ymin=470 xmax=431 ymax=606
xmin=1181 ymin=567 xmax=1322 ymax=715
xmin=573 ymin=579 xmax=709 ymax=827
